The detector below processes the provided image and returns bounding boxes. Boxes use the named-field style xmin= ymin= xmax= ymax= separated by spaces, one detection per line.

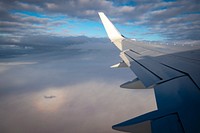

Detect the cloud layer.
xmin=0 ymin=38 xmax=156 ymax=133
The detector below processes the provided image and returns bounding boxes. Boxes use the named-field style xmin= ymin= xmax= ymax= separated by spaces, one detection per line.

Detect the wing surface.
xmin=98 ymin=12 xmax=200 ymax=133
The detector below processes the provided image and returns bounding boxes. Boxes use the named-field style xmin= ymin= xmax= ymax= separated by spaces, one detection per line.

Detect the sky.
xmin=0 ymin=0 xmax=200 ymax=42
xmin=0 ymin=0 xmax=199 ymax=133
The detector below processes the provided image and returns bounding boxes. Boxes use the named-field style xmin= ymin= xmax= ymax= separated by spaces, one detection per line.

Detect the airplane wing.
xmin=98 ymin=12 xmax=200 ymax=133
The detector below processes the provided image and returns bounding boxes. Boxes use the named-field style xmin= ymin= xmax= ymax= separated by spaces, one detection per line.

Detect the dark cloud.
xmin=0 ymin=36 xmax=118 ymax=93
xmin=0 ymin=35 xmax=110 ymax=60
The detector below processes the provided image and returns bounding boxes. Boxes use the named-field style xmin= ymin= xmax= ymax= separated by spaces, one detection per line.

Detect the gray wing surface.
xmin=98 ymin=12 xmax=200 ymax=133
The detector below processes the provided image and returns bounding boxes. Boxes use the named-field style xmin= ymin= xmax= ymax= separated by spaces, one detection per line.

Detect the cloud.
xmin=0 ymin=81 xmax=156 ymax=133
xmin=0 ymin=35 xmax=111 ymax=62
xmin=132 ymin=0 xmax=200 ymax=41
xmin=0 ymin=37 xmax=156 ymax=132
xmin=0 ymin=0 xmax=199 ymax=41
xmin=15 ymin=1 xmax=43 ymax=12
xmin=0 ymin=36 xmax=120 ymax=92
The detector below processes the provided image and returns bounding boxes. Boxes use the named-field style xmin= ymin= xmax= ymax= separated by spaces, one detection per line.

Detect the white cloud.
xmin=0 ymin=79 xmax=156 ymax=133
xmin=1 ymin=0 xmax=200 ymax=41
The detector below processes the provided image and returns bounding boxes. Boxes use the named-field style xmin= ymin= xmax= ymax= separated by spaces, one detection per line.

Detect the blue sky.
xmin=1 ymin=0 xmax=199 ymax=43
xmin=9 ymin=10 xmax=164 ymax=41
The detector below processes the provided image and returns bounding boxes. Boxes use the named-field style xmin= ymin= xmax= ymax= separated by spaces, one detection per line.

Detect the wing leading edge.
xmin=98 ymin=12 xmax=200 ymax=133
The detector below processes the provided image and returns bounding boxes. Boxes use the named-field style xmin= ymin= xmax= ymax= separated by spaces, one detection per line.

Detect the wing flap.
xmin=113 ymin=111 xmax=184 ymax=133
xmin=129 ymin=59 xmax=161 ymax=87
xmin=120 ymin=78 xmax=146 ymax=89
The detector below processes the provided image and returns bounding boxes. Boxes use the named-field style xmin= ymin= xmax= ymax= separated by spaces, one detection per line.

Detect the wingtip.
xmin=98 ymin=12 xmax=124 ymax=43
xmin=98 ymin=12 xmax=104 ymax=17
xmin=98 ymin=12 xmax=103 ymax=14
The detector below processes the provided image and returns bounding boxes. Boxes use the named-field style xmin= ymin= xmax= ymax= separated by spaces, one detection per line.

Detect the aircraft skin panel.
xmin=121 ymin=39 xmax=200 ymax=88
xmin=129 ymin=60 xmax=161 ymax=87
xmin=98 ymin=12 xmax=200 ymax=133
xmin=125 ymin=50 xmax=184 ymax=78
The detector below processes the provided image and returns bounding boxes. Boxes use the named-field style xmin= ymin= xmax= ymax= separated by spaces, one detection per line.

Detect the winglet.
xmin=98 ymin=12 xmax=124 ymax=42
